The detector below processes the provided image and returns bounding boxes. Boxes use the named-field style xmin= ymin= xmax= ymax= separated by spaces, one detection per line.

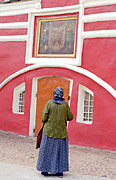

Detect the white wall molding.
xmin=83 ymin=12 xmax=116 ymax=23
xmin=26 ymin=6 xmax=80 ymax=66
xmin=0 ymin=3 xmax=79 ymax=16
xmin=0 ymin=22 xmax=28 ymax=29
xmin=80 ymin=0 xmax=116 ymax=8
xmin=0 ymin=0 xmax=41 ymax=16
xmin=26 ymin=58 xmax=79 ymax=66
xmin=83 ymin=30 xmax=116 ymax=39
xmin=76 ymin=5 xmax=84 ymax=66
xmin=25 ymin=2 xmax=116 ymax=66
xmin=0 ymin=35 xmax=27 ymax=41
xmin=25 ymin=13 xmax=34 ymax=64
xmin=1 ymin=0 xmax=116 ymax=16
xmin=0 ymin=63 xmax=116 ymax=99
xmin=30 ymin=5 xmax=80 ymax=16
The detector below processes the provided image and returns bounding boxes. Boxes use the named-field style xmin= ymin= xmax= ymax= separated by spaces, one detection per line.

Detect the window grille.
xmin=77 ymin=85 xmax=94 ymax=124
xmin=83 ymin=91 xmax=93 ymax=122
xmin=19 ymin=91 xmax=25 ymax=113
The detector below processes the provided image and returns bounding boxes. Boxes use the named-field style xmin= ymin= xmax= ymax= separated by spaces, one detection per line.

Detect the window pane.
xmin=84 ymin=101 xmax=89 ymax=106
xmin=83 ymin=91 xmax=93 ymax=123
xmin=84 ymin=113 xmax=88 ymax=118
xmin=84 ymin=107 xmax=88 ymax=112
xmin=85 ymin=92 xmax=89 ymax=100
xmin=89 ymin=113 xmax=93 ymax=118
xmin=90 ymin=94 xmax=93 ymax=100
xmin=90 ymin=101 xmax=93 ymax=106
xmin=19 ymin=91 xmax=25 ymax=113
xmin=89 ymin=107 xmax=93 ymax=112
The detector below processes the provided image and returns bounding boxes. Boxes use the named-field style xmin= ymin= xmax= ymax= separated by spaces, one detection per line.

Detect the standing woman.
xmin=37 ymin=86 xmax=73 ymax=178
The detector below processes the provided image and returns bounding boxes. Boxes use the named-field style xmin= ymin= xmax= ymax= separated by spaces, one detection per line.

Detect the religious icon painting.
xmin=36 ymin=16 xmax=77 ymax=57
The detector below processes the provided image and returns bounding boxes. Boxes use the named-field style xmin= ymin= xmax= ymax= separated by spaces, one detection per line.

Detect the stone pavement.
xmin=0 ymin=162 xmax=115 ymax=180
xmin=0 ymin=131 xmax=116 ymax=180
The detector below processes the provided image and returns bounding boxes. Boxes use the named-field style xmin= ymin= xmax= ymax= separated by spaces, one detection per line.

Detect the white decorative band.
xmin=0 ymin=35 xmax=27 ymax=41
xmin=76 ymin=5 xmax=84 ymax=66
xmin=83 ymin=30 xmax=116 ymax=38
xmin=0 ymin=4 xmax=80 ymax=16
xmin=83 ymin=12 xmax=116 ymax=23
xmin=0 ymin=63 xmax=116 ymax=99
xmin=30 ymin=5 xmax=80 ymax=16
xmin=0 ymin=0 xmax=41 ymax=16
xmin=0 ymin=22 xmax=28 ymax=29
xmin=81 ymin=0 xmax=116 ymax=7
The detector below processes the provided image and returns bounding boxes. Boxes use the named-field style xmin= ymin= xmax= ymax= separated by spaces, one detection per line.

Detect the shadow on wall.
xmin=0 ymin=0 xmax=23 ymax=4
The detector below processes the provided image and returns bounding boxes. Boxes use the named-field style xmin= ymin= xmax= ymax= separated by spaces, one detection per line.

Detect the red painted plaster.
xmin=0 ymin=2 xmax=116 ymax=151
xmin=0 ymin=29 xmax=27 ymax=36
xmin=0 ymin=41 xmax=27 ymax=83
xmin=84 ymin=21 xmax=116 ymax=31
xmin=41 ymin=0 xmax=79 ymax=9
xmin=82 ymin=38 xmax=116 ymax=89
xmin=68 ymin=78 xmax=116 ymax=151
xmin=0 ymin=67 xmax=116 ymax=150
xmin=85 ymin=4 xmax=116 ymax=15
xmin=0 ymin=14 xmax=28 ymax=23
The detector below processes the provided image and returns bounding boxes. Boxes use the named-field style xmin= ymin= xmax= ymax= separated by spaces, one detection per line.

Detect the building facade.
xmin=0 ymin=0 xmax=116 ymax=151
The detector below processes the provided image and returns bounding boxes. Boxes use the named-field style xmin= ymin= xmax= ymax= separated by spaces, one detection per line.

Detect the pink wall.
xmin=0 ymin=14 xmax=29 ymax=134
xmin=41 ymin=0 xmax=79 ymax=8
xmin=85 ymin=21 xmax=116 ymax=31
xmin=67 ymin=11 xmax=116 ymax=150
xmin=0 ymin=14 xmax=28 ymax=83
xmin=0 ymin=66 xmax=116 ymax=150
xmin=85 ymin=4 xmax=116 ymax=15
xmin=0 ymin=41 xmax=27 ymax=82
xmin=82 ymin=38 xmax=116 ymax=89
xmin=68 ymin=74 xmax=116 ymax=151
xmin=68 ymin=34 xmax=116 ymax=151
xmin=0 ymin=3 xmax=116 ymax=151
xmin=0 ymin=14 xmax=28 ymax=23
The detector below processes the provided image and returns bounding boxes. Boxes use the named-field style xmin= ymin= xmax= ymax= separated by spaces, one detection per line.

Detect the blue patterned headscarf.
xmin=52 ymin=87 xmax=65 ymax=104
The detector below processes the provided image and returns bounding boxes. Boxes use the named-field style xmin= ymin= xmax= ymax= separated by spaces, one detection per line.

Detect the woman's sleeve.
xmin=67 ymin=103 xmax=74 ymax=121
xmin=41 ymin=101 xmax=50 ymax=124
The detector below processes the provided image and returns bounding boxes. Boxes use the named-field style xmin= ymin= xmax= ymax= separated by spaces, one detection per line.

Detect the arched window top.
xmin=12 ymin=82 xmax=25 ymax=114
xmin=77 ymin=84 xmax=94 ymax=124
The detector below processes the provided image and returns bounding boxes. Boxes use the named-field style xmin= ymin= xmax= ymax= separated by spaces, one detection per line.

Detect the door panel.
xmin=35 ymin=77 xmax=70 ymax=136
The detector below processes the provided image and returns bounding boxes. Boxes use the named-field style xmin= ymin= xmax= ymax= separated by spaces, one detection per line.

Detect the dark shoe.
xmin=56 ymin=173 xmax=63 ymax=178
xmin=41 ymin=172 xmax=49 ymax=176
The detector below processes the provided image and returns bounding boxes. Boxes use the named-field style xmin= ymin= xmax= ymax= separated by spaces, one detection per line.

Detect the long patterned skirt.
xmin=37 ymin=133 xmax=69 ymax=173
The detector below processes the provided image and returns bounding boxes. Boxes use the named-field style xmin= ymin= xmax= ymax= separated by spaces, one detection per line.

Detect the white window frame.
xmin=77 ymin=84 xmax=94 ymax=124
xmin=26 ymin=5 xmax=81 ymax=66
xmin=12 ymin=82 xmax=25 ymax=114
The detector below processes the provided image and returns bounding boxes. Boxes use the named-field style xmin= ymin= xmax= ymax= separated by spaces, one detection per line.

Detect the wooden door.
xmin=35 ymin=77 xmax=70 ymax=136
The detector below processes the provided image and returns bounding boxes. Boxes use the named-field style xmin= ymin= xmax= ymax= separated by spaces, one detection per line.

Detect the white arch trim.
xmin=0 ymin=63 xmax=116 ymax=99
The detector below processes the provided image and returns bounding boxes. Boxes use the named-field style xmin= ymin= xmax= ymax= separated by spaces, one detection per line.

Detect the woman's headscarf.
xmin=52 ymin=87 xmax=65 ymax=104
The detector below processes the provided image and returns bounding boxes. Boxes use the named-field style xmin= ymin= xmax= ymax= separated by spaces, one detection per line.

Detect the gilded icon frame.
xmin=36 ymin=16 xmax=77 ymax=57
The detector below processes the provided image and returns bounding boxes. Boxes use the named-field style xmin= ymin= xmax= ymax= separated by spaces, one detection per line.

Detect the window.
xmin=77 ymin=85 xmax=94 ymax=124
xmin=13 ymin=82 xmax=25 ymax=114
xmin=19 ymin=91 xmax=25 ymax=113
xmin=83 ymin=91 xmax=93 ymax=122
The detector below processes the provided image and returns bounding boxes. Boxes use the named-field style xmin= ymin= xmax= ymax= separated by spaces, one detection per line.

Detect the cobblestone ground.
xmin=0 ymin=131 xmax=116 ymax=179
